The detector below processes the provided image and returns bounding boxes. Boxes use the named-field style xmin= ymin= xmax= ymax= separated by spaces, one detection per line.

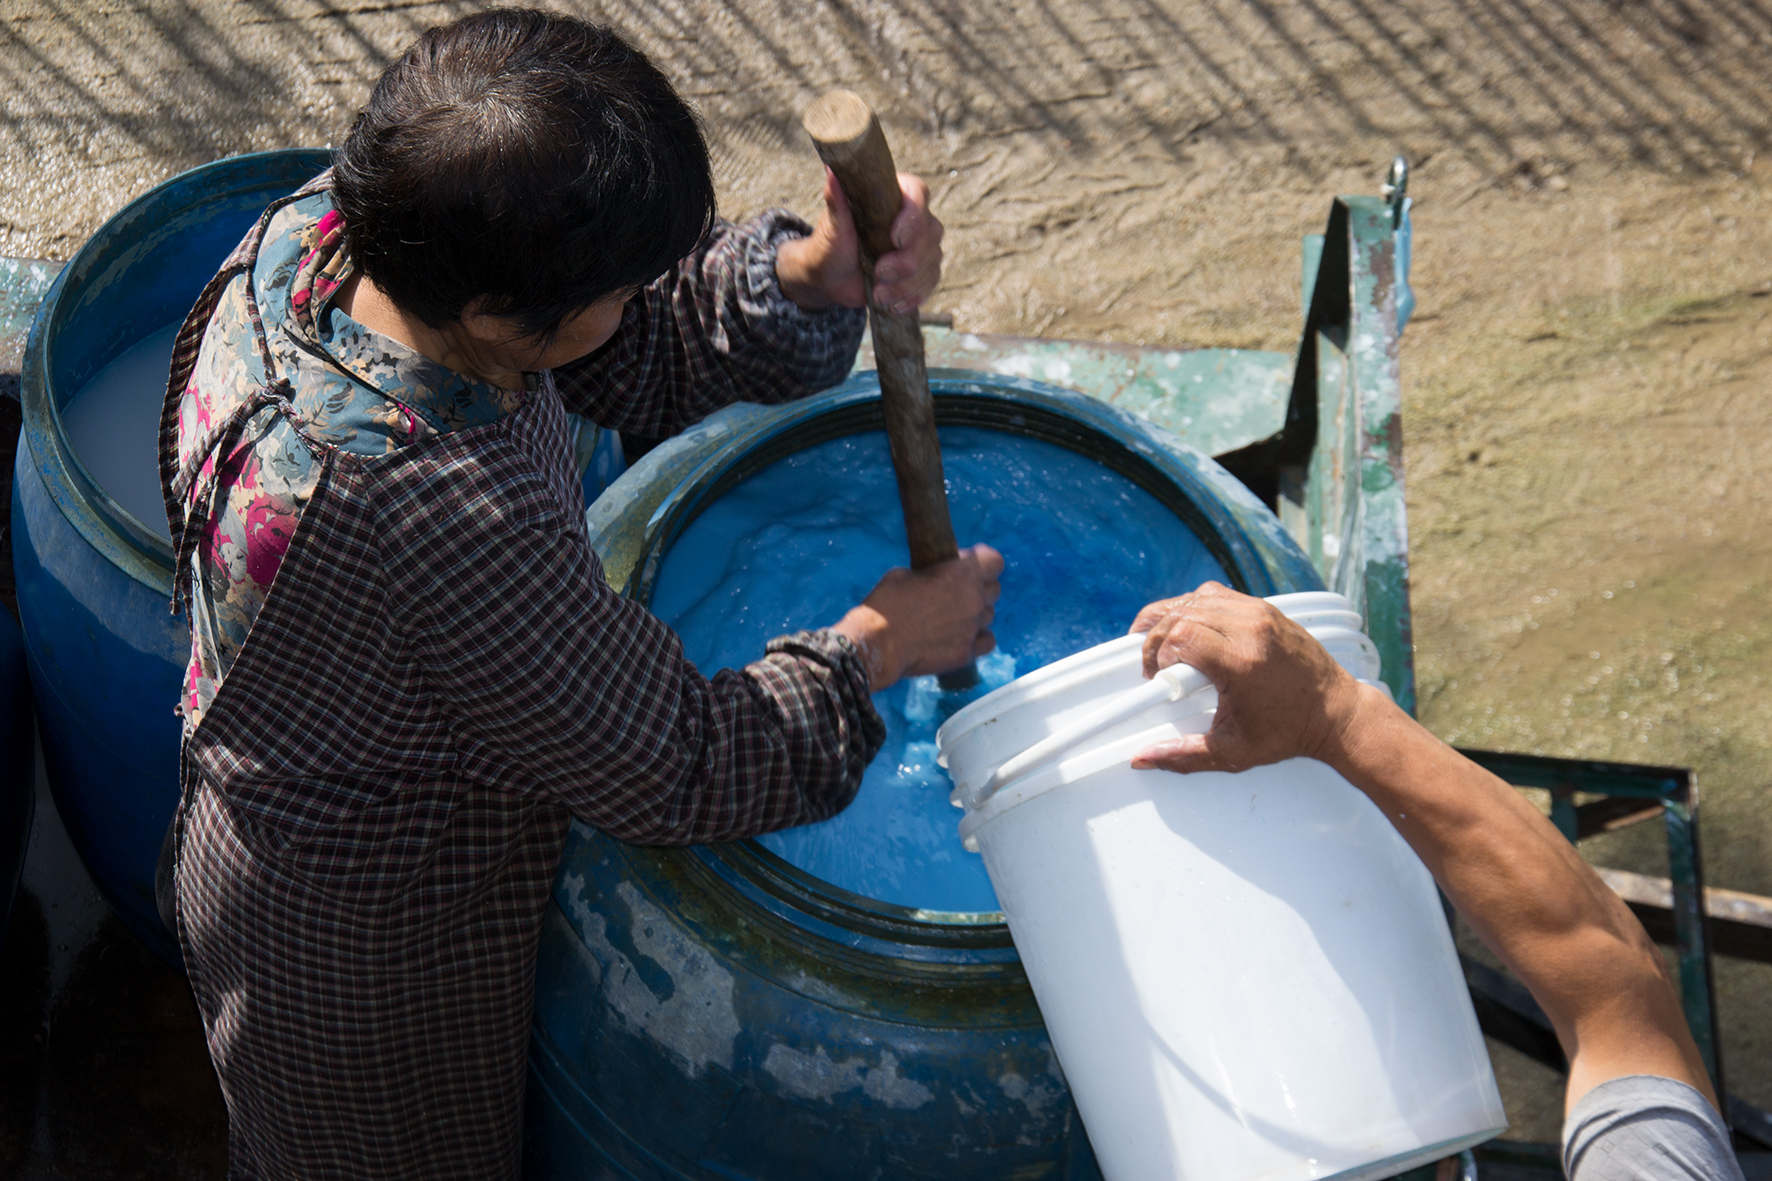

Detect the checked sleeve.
xmin=372 ymin=424 xmax=885 ymax=844
xmin=552 ymin=211 xmax=866 ymax=438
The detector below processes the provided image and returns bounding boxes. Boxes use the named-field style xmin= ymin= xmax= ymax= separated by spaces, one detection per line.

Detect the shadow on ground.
xmin=0 ymin=892 xmax=226 ymax=1179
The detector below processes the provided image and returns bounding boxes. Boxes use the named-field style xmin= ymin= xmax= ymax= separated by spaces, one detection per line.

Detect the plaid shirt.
xmin=159 ymin=178 xmax=881 ymax=1180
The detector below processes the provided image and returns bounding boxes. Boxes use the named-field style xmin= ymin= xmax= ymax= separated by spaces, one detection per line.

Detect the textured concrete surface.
xmin=3 ymin=0 xmax=1771 ymax=1161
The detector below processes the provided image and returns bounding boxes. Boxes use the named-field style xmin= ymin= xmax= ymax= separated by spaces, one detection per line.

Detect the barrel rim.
xmin=20 ymin=147 xmax=332 ymax=595
xmin=622 ymin=372 xmax=1322 ymax=949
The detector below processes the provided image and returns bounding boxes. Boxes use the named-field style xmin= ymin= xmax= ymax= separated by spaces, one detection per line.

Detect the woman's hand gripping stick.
xmin=803 ymin=90 xmax=979 ymax=692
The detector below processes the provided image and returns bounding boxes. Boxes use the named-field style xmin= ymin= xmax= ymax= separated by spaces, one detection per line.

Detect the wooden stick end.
xmin=803 ymin=90 xmax=876 ymax=153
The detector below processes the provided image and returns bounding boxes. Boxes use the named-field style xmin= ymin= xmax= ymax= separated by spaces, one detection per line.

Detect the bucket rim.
xmin=938 ymin=593 xmax=1364 ymax=767
xmin=939 ymin=596 xmax=1363 ymax=750
xmin=955 ymin=674 xmax=1392 ymax=848
xmin=943 ymin=594 xmax=1382 ymax=833
xmin=936 ymin=632 xmax=1145 ymax=748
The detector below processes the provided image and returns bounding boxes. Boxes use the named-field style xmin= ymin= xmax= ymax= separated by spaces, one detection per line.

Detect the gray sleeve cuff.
xmin=738 ymin=211 xmax=867 ymax=391
xmin=1563 ymin=1075 xmax=1743 ymax=1180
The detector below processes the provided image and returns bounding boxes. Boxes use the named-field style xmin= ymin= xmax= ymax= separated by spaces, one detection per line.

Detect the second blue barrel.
xmin=0 ymin=607 xmax=34 ymax=943
xmin=14 ymin=149 xmax=332 ymax=964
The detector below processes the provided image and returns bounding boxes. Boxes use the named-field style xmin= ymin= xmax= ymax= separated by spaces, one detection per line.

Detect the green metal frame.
xmin=1291 ymin=195 xmax=1413 ymax=711
xmin=1452 ymin=749 xmax=1772 ymax=1159
xmin=1218 ymin=189 xmax=1415 ymax=710
xmin=1448 ymin=751 xmax=1772 ymax=1159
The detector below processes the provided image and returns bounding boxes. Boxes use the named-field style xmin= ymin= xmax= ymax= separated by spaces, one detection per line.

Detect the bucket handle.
xmin=968 ymin=662 xmax=1213 ymax=807
xmin=963 ymin=624 xmax=1382 ymax=808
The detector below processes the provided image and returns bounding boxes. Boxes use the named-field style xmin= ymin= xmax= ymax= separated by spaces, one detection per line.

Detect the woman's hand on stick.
xmin=777 ymin=169 xmax=944 ymax=314
xmin=832 ymin=545 xmax=1001 ymax=692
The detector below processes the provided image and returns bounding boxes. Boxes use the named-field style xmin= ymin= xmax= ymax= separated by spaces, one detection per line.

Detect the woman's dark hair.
xmin=332 ymin=9 xmax=715 ymax=339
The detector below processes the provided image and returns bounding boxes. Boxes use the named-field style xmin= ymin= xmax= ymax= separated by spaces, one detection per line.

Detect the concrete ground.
xmin=2 ymin=0 xmax=1770 ymax=1163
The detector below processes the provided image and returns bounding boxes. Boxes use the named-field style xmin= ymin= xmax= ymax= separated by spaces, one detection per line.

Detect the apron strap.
xmin=167 ymin=385 xmax=303 ymax=616
xmin=160 ymin=173 xmax=339 ymax=616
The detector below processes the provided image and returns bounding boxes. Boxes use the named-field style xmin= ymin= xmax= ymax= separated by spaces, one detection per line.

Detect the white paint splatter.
xmin=998 ymin=1067 xmax=1064 ymax=1117
xmin=862 ymin=1052 xmax=935 ymax=1109
xmin=764 ymin=1044 xmax=867 ymax=1101
xmin=763 ymin=1045 xmax=934 ymax=1109
xmin=559 ymin=872 xmax=741 ymax=1078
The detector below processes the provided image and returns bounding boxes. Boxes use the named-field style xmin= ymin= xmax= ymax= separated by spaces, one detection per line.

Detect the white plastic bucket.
xmin=937 ymin=593 xmax=1505 ymax=1181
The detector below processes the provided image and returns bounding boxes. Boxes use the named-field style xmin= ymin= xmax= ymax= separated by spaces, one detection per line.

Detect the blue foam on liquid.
xmin=650 ymin=427 xmax=1228 ymax=914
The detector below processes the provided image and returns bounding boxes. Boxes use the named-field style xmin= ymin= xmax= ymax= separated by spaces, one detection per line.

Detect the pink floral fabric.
xmin=178 ymin=195 xmax=514 ymax=725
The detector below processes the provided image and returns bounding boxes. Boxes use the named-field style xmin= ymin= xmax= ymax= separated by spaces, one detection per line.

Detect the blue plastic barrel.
xmin=526 ymin=375 xmax=1325 ymax=1180
xmin=14 ymin=149 xmax=331 ymax=963
xmin=0 ymin=606 xmax=34 ymax=944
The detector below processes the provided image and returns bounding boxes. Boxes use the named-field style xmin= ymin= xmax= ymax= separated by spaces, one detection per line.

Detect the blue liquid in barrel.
xmin=650 ymin=427 xmax=1228 ymax=914
xmin=62 ymin=323 xmax=180 ymax=540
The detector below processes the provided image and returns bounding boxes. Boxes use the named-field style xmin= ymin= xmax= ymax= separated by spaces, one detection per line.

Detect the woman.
xmin=158 ymin=10 xmax=998 ymax=1178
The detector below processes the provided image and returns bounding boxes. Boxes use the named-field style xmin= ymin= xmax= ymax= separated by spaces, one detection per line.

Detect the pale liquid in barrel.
xmin=62 ymin=323 xmax=180 ymax=540
xmin=651 ymin=427 xmax=1229 ymax=914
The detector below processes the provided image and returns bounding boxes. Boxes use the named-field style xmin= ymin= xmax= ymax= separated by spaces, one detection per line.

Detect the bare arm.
xmin=1128 ymin=582 xmax=1716 ymax=1116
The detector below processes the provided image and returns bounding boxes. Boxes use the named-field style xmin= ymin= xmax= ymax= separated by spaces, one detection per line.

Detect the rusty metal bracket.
xmin=1219 ymin=186 xmax=1415 ymax=709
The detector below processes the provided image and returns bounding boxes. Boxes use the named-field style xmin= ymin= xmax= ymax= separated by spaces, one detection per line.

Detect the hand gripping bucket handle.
xmin=969 ymin=663 xmax=1211 ymax=806
xmin=964 ymin=606 xmax=1382 ymax=809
